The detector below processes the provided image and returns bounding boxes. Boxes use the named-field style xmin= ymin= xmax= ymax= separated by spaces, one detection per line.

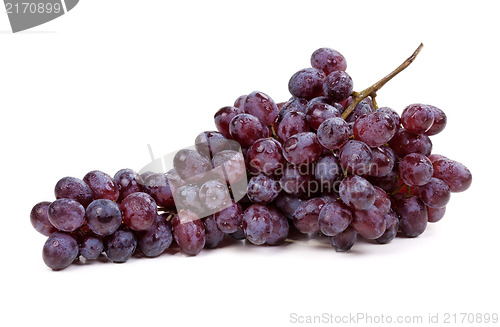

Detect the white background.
xmin=1 ymin=1 xmax=498 ymax=326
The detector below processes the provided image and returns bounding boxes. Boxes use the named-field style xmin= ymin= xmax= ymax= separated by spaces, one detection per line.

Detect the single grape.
xmin=277 ymin=97 xmax=309 ymax=123
xmin=54 ymin=176 xmax=94 ymax=207
xmin=283 ymin=132 xmax=323 ymax=165
xmin=174 ymin=184 xmax=205 ymax=215
xmin=323 ymin=71 xmax=353 ymax=102
xmin=395 ymin=196 xmax=427 ymax=237
xmin=368 ymin=146 xmax=397 ymax=178
xmin=432 ymin=158 xmax=472 ymax=192
xmin=234 ymin=95 xmax=247 ymax=109
xmin=247 ymin=174 xmax=280 ymax=204
xmin=114 ymin=169 xmax=143 ymax=202
xmin=30 ymin=201 xmax=57 ymax=236
xmin=79 ymin=235 xmax=104 ymax=260
xmin=352 ymin=206 xmax=386 ymax=239
xmin=339 ymin=140 xmax=373 ymax=175
xmin=310 ymin=48 xmax=347 ymax=74
xmin=305 ymin=102 xmax=342 ymax=130
xmin=373 ymin=186 xmax=391 ymax=215
xmin=173 ymin=149 xmax=212 ymax=183
xmin=277 ymin=111 xmax=309 ymax=142
xmin=203 ymin=215 xmax=225 ymax=248
xmin=42 ymin=232 xmax=79 ymax=270
xmin=199 ymin=179 xmax=231 ymax=212
xmin=425 ymin=105 xmax=447 ymax=136
xmin=214 ymin=201 xmax=243 ymax=233
xmin=353 ymin=111 xmax=396 ymax=147
xmin=244 ymin=91 xmax=279 ymax=125
xmin=399 ymin=153 xmax=433 ymax=186
xmin=86 ymin=199 xmax=122 ymax=236
xmin=377 ymin=107 xmax=401 ymax=127
xmin=388 ymin=129 xmax=432 ymax=157
xmin=195 ymin=131 xmax=239 ymax=158
xmin=267 ymin=206 xmax=289 ymax=245
xmin=247 ymin=138 xmax=285 ymax=175
xmin=275 ymin=193 xmax=303 ymax=219
xmin=416 ymin=177 xmax=451 ymax=208
xmin=242 ymin=204 xmax=273 ymax=245
xmin=212 ymin=150 xmax=247 ymax=184
xmin=427 ymin=206 xmax=446 ymax=223
xmin=121 ymin=192 xmax=157 ymax=231
xmin=318 ymin=199 xmax=352 ymax=236
xmin=428 ymin=154 xmax=447 ymax=163
xmin=105 ymin=228 xmax=137 ymax=263
xmin=401 ymin=104 xmax=435 ymax=134
xmin=317 ymin=117 xmax=350 ymax=150
xmin=344 ymin=98 xmax=374 ymax=123
xmin=339 ymin=175 xmax=376 ymax=210
xmin=292 ymin=197 xmax=325 ymax=234
xmin=214 ymin=106 xmax=244 ymax=138
xmin=279 ymin=164 xmax=313 ymax=196
xmin=172 ymin=210 xmax=206 ymax=255
xmin=288 ymin=68 xmax=326 ymax=99
xmin=329 ymin=225 xmax=357 ymax=252
xmin=83 ymin=170 xmax=119 ymax=201
xmin=314 ymin=154 xmax=341 ymax=191
xmin=375 ymin=209 xmax=399 ymax=244
xmin=229 ymin=113 xmax=269 ymax=148
xmin=48 ymin=198 xmax=85 ymax=232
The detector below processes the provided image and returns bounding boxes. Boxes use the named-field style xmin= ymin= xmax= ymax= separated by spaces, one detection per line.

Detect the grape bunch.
xmin=31 ymin=44 xmax=472 ymax=270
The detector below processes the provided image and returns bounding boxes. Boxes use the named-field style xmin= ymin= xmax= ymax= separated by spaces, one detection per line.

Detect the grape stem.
xmin=341 ymin=43 xmax=424 ymax=120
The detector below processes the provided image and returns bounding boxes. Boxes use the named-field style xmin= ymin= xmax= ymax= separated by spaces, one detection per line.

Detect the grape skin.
xmin=247 ymin=138 xmax=285 ymax=175
xmin=398 ymin=153 xmax=434 ymax=187
xmin=214 ymin=201 xmax=243 ymax=234
xmin=314 ymin=154 xmax=341 ymax=191
xmin=105 ymin=228 xmax=137 ymax=263
xmin=305 ymin=102 xmax=342 ymax=130
xmin=318 ymin=199 xmax=352 ymax=236
xmin=425 ymin=105 xmax=447 ymax=136
xmin=203 ymin=215 xmax=225 ymax=248
xmin=395 ymin=196 xmax=428 ymax=237
xmin=247 ymin=174 xmax=280 ymax=204
xmin=48 ymin=198 xmax=86 ymax=232
xmin=277 ymin=111 xmax=309 ymax=142
xmin=267 ymin=206 xmax=289 ymax=245
xmin=30 ymin=201 xmax=57 ymax=236
xmin=275 ymin=193 xmax=303 ymax=219
xmin=79 ymin=235 xmax=104 ymax=260
xmin=199 ymin=179 xmax=231 ymax=213
xmin=353 ymin=111 xmax=396 ymax=147
xmin=242 ymin=204 xmax=273 ymax=245
xmin=244 ymin=91 xmax=279 ymax=125
xmin=401 ymin=103 xmax=434 ymax=134
xmin=416 ymin=177 xmax=451 ymax=208
xmin=212 ymin=150 xmax=246 ymax=185
xmin=339 ymin=175 xmax=375 ymax=210
xmin=388 ymin=129 xmax=432 ymax=158
xmin=310 ymin=48 xmax=347 ymax=74
xmin=352 ymin=206 xmax=386 ymax=240
xmin=375 ymin=210 xmax=400 ymax=244
xmin=86 ymin=199 xmax=122 ymax=236
xmin=83 ymin=170 xmax=119 ymax=202
xmin=427 ymin=206 xmax=446 ymax=223
xmin=317 ymin=117 xmax=350 ymax=150
xmin=288 ymin=68 xmax=326 ymax=100
xmin=137 ymin=214 xmax=173 ymax=257
xmin=214 ymin=106 xmax=244 ymax=138
xmin=43 ymin=232 xmax=79 ymax=270
xmin=329 ymin=225 xmax=357 ymax=252
xmin=172 ymin=210 xmax=206 ymax=255
xmin=121 ymin=192 xmax=158 ymax=231
xmin=323 ymin=71 xmax=353 ymax=102
xmin=432 ymin=158 xmax=472 ymax=192
xmin=283 ymin=132 xmax=323 ymax=165
xmin=234 ymin=95 xmax=247 ymax=109
xmin=229 ymin=113 xmax=269 ymax=148
xmin=292 ymin=198 xmax=325 ymax=234
xmin=195 ymin=131 xmax=239 ymax=158
xmin=142 ymin=173 xmax=175 ymax=208
xmin=339 ymin=140 xmax=373 ymax=175
xmin=368 ymin=146 xmax=397 ymax=178
xmin=114 ymin=169 xmax=143 ymax=202
xmin=54 ymin=176 xmax=94 ymax=208
xmin=279 ymin=164 xmax=313 ymax=197
xmin=173 ymin=149 xmax=212 ymax=183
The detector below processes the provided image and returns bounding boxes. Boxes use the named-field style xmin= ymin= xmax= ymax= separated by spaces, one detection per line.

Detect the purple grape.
xmin=288 ymin=68 xmax=326 ymax=99
xmin=277 ymin=111 xmax=309 ymax=142
xmin=344 ymin=98 xmax=374 ymax=123
xmin=388 ymin=129 xmax=432 ymax=158
xmin=428 ymin=154 xmax=447 ymax=163
xmin=279 ymin=164 xmax=313 ymax=196
xmin=42 ymin=232 xmax=78 ymax=270
xmin=339 ymin=175 xmax=375 ymax=210
xmin=172 ymin=210 xmax=206 ymax=255
xmin=432 ymin=158 xmax=472 ymax=192
xmin=195 ymin=131 xmax=239 ymax=158
xmin=277 ymin=97 xmax=309 ymax=123
xmin=339 ymin=140 xmax=373 ymax=175
xmin=267 ymin=206 xmax=289 ymax=245
xmin=377 ymin=107 xmax=401 ymax=127
xmin=30 ymin=201 xmax=57 ymax=236
xmin=229 ymin=113 xmax=269 ymax=148
xmin=142 ymin=173 xmax=175 ymax=208
xmin=368 ymin=166 xmax=400 ymax=193
xmin=86 ymin=199 xmax=122 ymax=236
xmin=425 ymin=105 xmax=447 ymax=136
xmin=214 ymin=106 xmax=244 ymax=138
xmin=275 ymin=193 xmax=303 ymax=219
xmin=399 ymin=153 xmax=433 ymax=186
xmin=173 ymin=149 xmax=212 ymax=183
xmin=83 ymin=170 xmax=119 ymax=201
xmin=373 ymin=186 xmax=391 ymax=215
xmin=247 ymin=174 xmax=280 ymax=204
xmin=323 ymin=71 xmax=353 ymax=102
xmin=368 ymin=146 xmax=397 ymax=178
xmin=310 ymin=48 xmax=347 ymax=74
xmin=283 ymin=132 xmax=323 ymax=165
xmin=229 ymin=227 xmax=246 ymax=240
xmin=234 ymin=95 xmax=247 ymax=109
xmin=243 ymin=91 xmax=279 ymax=125
xmin=415 ymin=177 xmax=451 ymax=208
xmin=121 ymin=192 xmax=157 ymax=231
xmin=318 ymin=199 xmax=352 ymax=236
xmin=212 ymin=150 xmax=246 ymax=184
xmin=79 ymin=235 xmax=104 ymax=260
xmin=305 ymin=102 xmax=342 ymax=130
xmin=353 ymin=111 xmax=396 ymax=147
xmin=352 ymin=206 xmax=386 ymax=239
xmin=174 ymin=184 xmax=205 ymax=214
xmin=317 ymin=117 xmax=350 ymax=150
xmin=292 ymin=197 xmax=325 ymax=234
xmin=114 ymin=169 xmax=143 ymax=202
xmin=242 ymin=204 xmax=273 ymax=245
xmin=199 ymin=179 xmax=231 ymax=212
xmin=214 ymin=201 xmax=243 ymax=233
xmin=395 ymin=196 xmax=427 ymax=237
xmin=54 ymin=176 xmax=93 ymax=207
xmin=401 ymin=104 xmax=434 ymax=134
xmin=48 ymin=198 xmax=85 ymax=232
xmin=314 ymin=154 xmax=341 ymax=191
xmin=375 ymin=209 xmax=400 ymax=244
xmin=105 ymin=228 xmax=137 ymax=263
xmin=329 ymin=225 xmax=357 ymax=252
xmin=427 ymin=206 xmax=446 ymax=223
xmin=247 ymin=138 xmax=285 ymax=175
xmin=203 ymin=215 xmax=224 ymax=248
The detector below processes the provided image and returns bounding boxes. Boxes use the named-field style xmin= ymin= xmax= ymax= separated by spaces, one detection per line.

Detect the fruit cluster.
xmin=31 ymin=45 xmax=472 ymax=270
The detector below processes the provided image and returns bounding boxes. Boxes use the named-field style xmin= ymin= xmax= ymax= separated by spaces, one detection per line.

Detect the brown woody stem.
xmin=341 ymin=43 xmax=424 ymax=120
